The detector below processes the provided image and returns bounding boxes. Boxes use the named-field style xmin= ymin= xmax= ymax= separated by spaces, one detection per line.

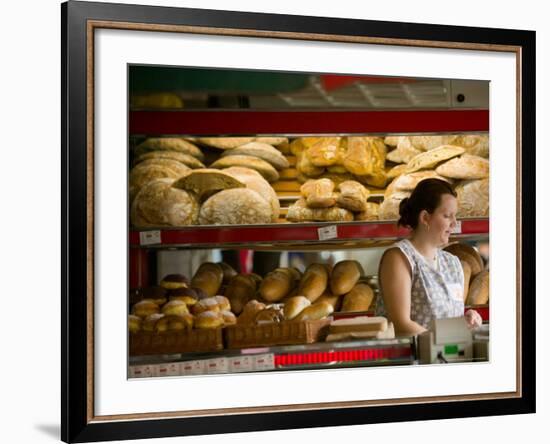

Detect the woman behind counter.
xmin=375 ymin=178 xmax=482 ymax=336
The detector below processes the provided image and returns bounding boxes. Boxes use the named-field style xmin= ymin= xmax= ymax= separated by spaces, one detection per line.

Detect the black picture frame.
xmin=62 ymin=1 xmax=536 ymax=442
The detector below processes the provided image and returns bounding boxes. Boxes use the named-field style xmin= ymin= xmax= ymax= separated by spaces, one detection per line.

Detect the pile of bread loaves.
xmin=379 ymin=135 xmax=490 ymax=220
xmin=286 ymin=178 xmax=379 ymax=222
xmin=129 ymin=137 xmax=293 ymax=227
xmin=129 ymin=259 xmax=378 ymax=335
xmin=444 ymin=242 xmax=489 ymax=305
xmin=290 ymin=136 xmax=388 ymax=188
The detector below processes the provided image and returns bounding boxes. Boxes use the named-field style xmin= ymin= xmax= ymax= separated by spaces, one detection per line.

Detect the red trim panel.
xmin=274 ymin=347 xmax=412 ymax=367
xmin=129 ymin=219 xmax=488 ymax=247
xmin=129 ymin=109 xmax=489 ymax=135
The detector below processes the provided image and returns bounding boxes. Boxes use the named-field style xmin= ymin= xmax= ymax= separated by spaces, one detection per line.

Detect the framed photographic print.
xmin=62 ymin=0 xmax=536 ymax=442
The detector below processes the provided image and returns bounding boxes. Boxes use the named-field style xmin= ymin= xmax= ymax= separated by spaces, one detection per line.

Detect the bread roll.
xmin=222 ymin=166 xmax=280 ymax=222
xmin=224 ymin=274 xmax=257 ymax=315
xmin=330 ymin=260 xmax=364 ymax=295
xmin=155 ymin=314 xmax=193 ymax=332
xmin=254 ymin=307 xmax=285 ymax=323
xmin=466 ymin=269 xmax=489 ymax=305
xmin=128 ymin=315 xmax=142 ymax=333
xmin=222 ymin=142 xmax=289 ymax=170
xmin=198 ymin=137 xmax=255 ymax=150
xmin=435 ymin=154 xmax=489 ymax=179
xmin=301 ymin=178 xmax=337 ymax=208
xmin=294 ymin=301 xmax=334 ymax=321
xmin=194 ymin=311 xmax=224 ymax=329
xmin=191 ymin=297 xmax=220 ymax=315
xmin=135 ymin=151 xmax=205 ymax=169
xmin=160 ymin=274 xmax=189 ymax=290
xmin=259 ymin=269 xmax=294 ymax=302
xmin=336 ymin=180 xmax=369 ymax=212
xmin=161 ymin=300 xmax=189 ymax=317
xmin=237 ymin=300 xmax=266 ymax=324
xmin=298 ymin=264 xmax=329 ymax=302
xmin=132 ymin=300 xmax=160 ymax=318
xmin=354 ymin=202 xmax=380 ymax=221
xmin=221 ymin=310 xmax=237 ymax=326
xmin=191 ymin=287 xmax=209 ymax=301
xmin=167 ymin=287 xmax=198 ymax=306
xmin=191 ymin=263 xmax=223 ymax=296
xmin=199 ymin=188 xmax=272 ymax=225
xmin=286 ymin=198 xmax=354 ymax=222
xmin=405 ymin=145 xmax=465 ymax=173
xmin=214 ymin=295 xmax=231 ymax=312
xmin=172 ymin=169 xmax=245 ymax=202
xmin=210 ymin=155 xmax=279 ymax=182
xmin=136 ymin=286 xmax=168 ymax=306
xmin=341 ymin=283 xmax=375 ymax=312
xmin=130 ymin=178 xmax=199 ymax=227
xmin=134 ymin=137 xmax=204 ymax=160
xmin=461 ymin=260 xmax=472 ymax=302
xmin=141 ymin=313 xmax=164 ymax=332
xmin=283 ymin=296 xmax=311 ymax=320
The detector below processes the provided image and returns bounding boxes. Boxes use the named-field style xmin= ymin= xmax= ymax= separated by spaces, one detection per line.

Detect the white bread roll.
xmin=283 ymin=296 xmax=311 ymax=320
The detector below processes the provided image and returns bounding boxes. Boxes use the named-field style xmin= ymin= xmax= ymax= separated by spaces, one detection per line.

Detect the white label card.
xmin=451 ymin=221 xmax=462 ymax=234
xmin=139 ymin=230 xmax=161 ymax=246
xmin=318 ymin=225 xmax=338 ymax=241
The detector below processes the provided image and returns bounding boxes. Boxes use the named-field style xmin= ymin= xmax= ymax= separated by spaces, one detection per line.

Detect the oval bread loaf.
xmin=466 ymin=269 xmax=489 ymax=305
xmin=191 ymin=263 xmax=224 ymax=297
xmin=341 ymin=283 xmax=375 ymax=312
xmin=283 ymin=296 xmax=311 ymax=320
xmin=259 ymin=270 xmax=294 ymax=302
xmin=461 ymin=260 xmax=472 ymax=302
xmin=294 ymin=301 xmax=334 ymax=321
xmin=224 ymin=274 xmax=257 ymax=315
xmin=330 ymin=260 xmax=364 ymax=295
xmin=297 ymin=264 xmax=329 ymax=302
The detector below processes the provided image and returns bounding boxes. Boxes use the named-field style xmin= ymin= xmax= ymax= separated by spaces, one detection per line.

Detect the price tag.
xmin=229 ymin=356 xmax=253 ymax=373
xmin=451 ymin=221 xmax=462 ymax=234
xmin=141 ymin=365 xmax=155 ymax=378
xmin=205 ymin=358 xmax=229 ymax=374
xmin=156 ymin=362 xmax=180 ymax=377
xmin=181 ymin=360 xmax=204 ymax=375
xmin=253 ymin=354 xmax=275 ymax=371
xmin=129 ymin=365 xmax=144 ymax=378
xmin=139 ymin=230 xmax=161 ymax=246
xmin=318 ymin=225 xmax=338 ymax=241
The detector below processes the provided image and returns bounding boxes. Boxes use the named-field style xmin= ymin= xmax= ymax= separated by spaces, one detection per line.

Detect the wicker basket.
xmin=129 ymin=329 xmax=223 ymax=356
xmin=225 ymin=319 xmax=331 ymax=349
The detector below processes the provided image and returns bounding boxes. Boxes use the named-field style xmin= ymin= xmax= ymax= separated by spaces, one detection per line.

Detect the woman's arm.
xmin=379 ymin=248 xmax=427 ymax=336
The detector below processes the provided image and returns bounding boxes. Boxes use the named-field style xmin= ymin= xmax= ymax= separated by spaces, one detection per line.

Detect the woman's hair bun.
xmin=397 ymin=197 xmax=412 ymax=227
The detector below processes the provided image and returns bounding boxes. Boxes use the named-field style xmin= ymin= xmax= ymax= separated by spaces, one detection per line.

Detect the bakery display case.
xmin=127 ymin=68 xmax=490 ymax=378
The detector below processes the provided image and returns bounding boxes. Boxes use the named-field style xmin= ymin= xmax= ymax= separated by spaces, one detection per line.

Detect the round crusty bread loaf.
xmin=385 ymin=171 xmax=451 ymax=197
xmin=378 ymin=191 xmax=410 ymax=221
xmin=444 ymin=243 xmax=484 ymax=277
xmin=198 ymin=188 xmax=272 ymax=225
xmin=134 ymin=137 xmax=204 ymax=160
xmin=130 ymin=178 xmax=199 ymax=227
xmin=129 ymin=159 xmax=191 ymax=203
xmin=172 ymin=169 xmax=245 ymax=203
xmin=222 ymin=167 xmax=280 ymax=222
xmin=134 ymin=150 xmax=205 ymax=169
xmin=221 ymin=142 xmax=289 ymax=170
xmin=210 ymin=155 xmax=279 ymax=182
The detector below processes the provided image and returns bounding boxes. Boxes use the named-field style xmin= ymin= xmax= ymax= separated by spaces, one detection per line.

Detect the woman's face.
xmin=423 ymin=194 xmax=458 ymax=246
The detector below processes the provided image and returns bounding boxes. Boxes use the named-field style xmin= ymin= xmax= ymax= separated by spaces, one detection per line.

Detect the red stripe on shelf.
xmin=129 ymin=109 xmax=489 ymax=135
xmin=129 ymin=219 xmax=488 ymax=247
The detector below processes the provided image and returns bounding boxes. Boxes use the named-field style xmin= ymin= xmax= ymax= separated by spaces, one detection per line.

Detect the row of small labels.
xmin=129 ymin=353 xmax=275 ymax=378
